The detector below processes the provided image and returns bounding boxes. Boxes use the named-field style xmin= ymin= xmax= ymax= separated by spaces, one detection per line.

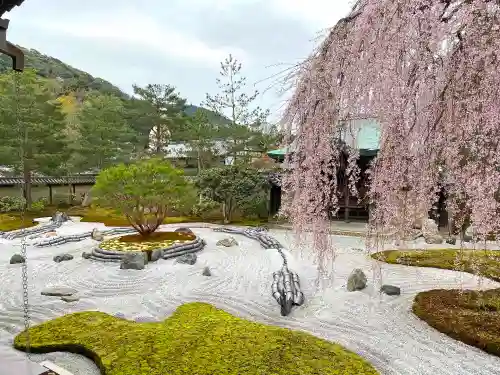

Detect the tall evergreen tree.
xmin=0 ymin=69 xmax=68 ymax=206
xmin=75 ymin=93 xmax=137 ymax=171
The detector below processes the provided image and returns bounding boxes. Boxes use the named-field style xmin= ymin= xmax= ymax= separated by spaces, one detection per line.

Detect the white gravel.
xmin=0 ymin=221 xmax=499 ymax=375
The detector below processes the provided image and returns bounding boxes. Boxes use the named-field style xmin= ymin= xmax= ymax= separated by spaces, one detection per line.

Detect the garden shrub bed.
xmin=373 ymin=248 xmax=500 ymax=357
xmin=412 ymin=288 xmax=500 ymax=357
xmin=372 ymin=249 xmax=500 ymax=282
xmin=14 ymin=302 xmax=380 ymax=375
xmin=99 ymin=231 xmax=196 ymax=252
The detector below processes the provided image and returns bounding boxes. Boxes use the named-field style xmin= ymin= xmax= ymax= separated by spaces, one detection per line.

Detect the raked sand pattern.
xmin=0 ymin=221 xmax=500 ymax=375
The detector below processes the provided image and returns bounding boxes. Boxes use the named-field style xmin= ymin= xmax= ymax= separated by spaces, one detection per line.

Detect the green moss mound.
xmin=413 ymin=289 xmax=500 ymax=357
xmin=100 ymin=232 xmax=196 ymax=251
xmin=14 ymin=302 xmax=379 ymax=375
xmin=0 ymin=214 xmax=37 ymax=231
xmin=372 ymin=248 xmax=500 ymax=281
xmin=373 ymin=248 xmax=500 ymax=357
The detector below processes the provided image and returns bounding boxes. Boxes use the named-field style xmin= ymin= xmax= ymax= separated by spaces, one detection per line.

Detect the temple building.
xmin=267 ymin=119 xmax=381 ymax=222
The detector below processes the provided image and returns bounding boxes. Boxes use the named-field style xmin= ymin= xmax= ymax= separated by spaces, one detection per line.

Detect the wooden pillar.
xmin=48 ymin=185 xmax=53 ymax=205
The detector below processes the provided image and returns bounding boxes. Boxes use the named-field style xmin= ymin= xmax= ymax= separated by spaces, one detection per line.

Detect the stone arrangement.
xmin=35 ymin=227 xmax=136 ymax=247
xmin=1 ymin=211 xmax=70 ymax=240
xmin=213 ymin=226 xmax=305 ymax=316
xmin=86 ymin=231 xmax=206 ymax=269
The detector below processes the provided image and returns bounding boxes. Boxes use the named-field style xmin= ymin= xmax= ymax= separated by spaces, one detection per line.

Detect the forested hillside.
xmin=0 ymin=45 xmax=224 ymax=121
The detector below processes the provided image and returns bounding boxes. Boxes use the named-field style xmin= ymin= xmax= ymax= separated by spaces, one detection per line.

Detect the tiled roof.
xmin=0 ymin=175 xmax=97 ymax=186
xmin=0 ymin=0 xmax=25 ymax=17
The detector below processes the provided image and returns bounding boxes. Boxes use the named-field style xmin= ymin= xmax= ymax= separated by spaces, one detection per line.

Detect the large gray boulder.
xmin=176 ymin=253 xmax=197 ymax=265
xmin=9 ymin=254 xmax=25 ymax=264
xmin=216 ymin=237 xmax=238 ymax=247
xmin=347 ymin=269 xmax=367 ymax=292
xmin=150 ymin=249 xmax=162 ymax=262
xmin=53 ymin=253 xmax=74 ymax=263
xmin=51 ymin=211 xmax=70 ymax=223
xmin=120 ymin=252 xmax=147 ymax=270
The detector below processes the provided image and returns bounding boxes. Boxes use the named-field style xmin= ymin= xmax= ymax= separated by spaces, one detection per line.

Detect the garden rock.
xmin=53 ymin=253 xmax=74 ymax=263
xmin=9 ymin=254 xmax=25 ymax=264
xmin=61 ymin=295 xmax=80 ymax=303
xmin=425 ymin=234 xmax=443 ymax=244
xmin=114 ymin=312 xmax=126 ymax=319
xmin=463 ymin=225 xmax=475 ymax=242
xmin=91 ymin=228 xmax=104 ymax=241
xmin=150 ymin=249 xmax=162 ymax=262
xmin=174 ymin=227 xmax=194 ymax=234
xmin=445 ymin=237 xmax=457 ymax=245
xmin=202 ymin=266 xmax=211 ymax=276
xmin=347 ymin=269 xmax=367 ymax=292
xmin=380 ymin=285 xmax=401 ymax=296
xmin=216 ymin=237 xmax=238 ymax=247
xmin=176 ymin=253 xmax=197 ymax=265
xmin=82 ymin=251 xmax=92 ymax=259
xmin=422 ymin=218 xmax=440 ymax=242
xmin=51 ymin=211 xmax=70 ymax=223
xmin=81 ymin=191 xmax=92 ymax=207
xmin=41 ymin=287 xmax=77 ymax=297
xmin=120 ymin=252 xmax=146 ymax=270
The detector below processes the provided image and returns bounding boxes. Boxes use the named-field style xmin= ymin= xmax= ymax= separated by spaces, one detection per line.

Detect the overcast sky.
xmin=6 ymin=0 xmax=353 ymax=120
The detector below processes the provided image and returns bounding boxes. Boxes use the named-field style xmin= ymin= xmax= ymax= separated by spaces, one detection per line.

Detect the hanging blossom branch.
xmin=280 ymin=0 xmax=500 ymax=271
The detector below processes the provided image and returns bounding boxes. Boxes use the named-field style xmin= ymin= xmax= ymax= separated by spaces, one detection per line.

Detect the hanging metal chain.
xmin=14 ymin=70 xmax=32 ymax=360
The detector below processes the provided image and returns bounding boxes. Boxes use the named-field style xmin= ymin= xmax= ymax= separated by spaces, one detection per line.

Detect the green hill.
xmin=0 ymin=46 xmax=227 ymax=122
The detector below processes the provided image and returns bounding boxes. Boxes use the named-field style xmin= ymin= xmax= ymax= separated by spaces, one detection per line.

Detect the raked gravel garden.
xmin=0 ymin=219 xmax=500 ymax=374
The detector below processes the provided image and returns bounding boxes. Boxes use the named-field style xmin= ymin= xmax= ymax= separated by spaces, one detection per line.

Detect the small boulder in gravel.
xmin=41 ymin=287 xmax=77 ymax=297
xmin=53 ymin=253 xmax=74 ymax=263
xmin=61 ymin=295 xmax=80 ymax=303
xmin=445 ymin=237 xmax=457 ymax=245
xmin=216 ymin=237 xmax=238 ymax=247
xmin=347 ymin=268 xmax=367 ymax=292
xmin=424 ymin=234 xmax=443 ymax=244
xmin=176 ymin=253 xmax=197 ymax=265
xmin=91 ymin=228 xmax=104 ymax=241
xmin=150 ymin=249 xmax=162 ymax=262
xmin=202 ymin=266 xmax=211 ymax=276
xmin=9 ymin=254 xmax=25 ymax=264
xmin=174 ymin=227 xmax=194 ymax=234
xmin=82 ymin=251 xmax=92 ymax=259
xmin=380 ymin=284 xmax=401 ymax=296
xmin=120 ymin=252 xmax=146 ymax=270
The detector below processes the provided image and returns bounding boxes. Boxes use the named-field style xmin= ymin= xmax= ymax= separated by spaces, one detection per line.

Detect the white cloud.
xmin=20 ymin=7 xmax=248 ymax=66
xmin=267 ymin=0 xmax=354 ymax=30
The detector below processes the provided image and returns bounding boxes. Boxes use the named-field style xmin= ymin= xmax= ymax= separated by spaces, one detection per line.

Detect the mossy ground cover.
xmin=14 ymin=302 xmax=380 ymax=375
xmin=99 ymin=231 xmax=196 ymax=252
xmin=0 ymin=213 xmax=37 ymax=231
xmin=372 ymin=248 xmax=500 ymax=357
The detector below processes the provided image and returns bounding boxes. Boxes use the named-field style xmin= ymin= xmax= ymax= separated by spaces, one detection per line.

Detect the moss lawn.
xmin=372 ymin=248 xmax=500 ymax=357
xmin=14 ymin=302 xmax=380 ymax=375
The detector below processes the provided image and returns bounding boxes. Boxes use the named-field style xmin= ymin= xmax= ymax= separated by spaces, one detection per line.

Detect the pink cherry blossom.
xmin=281 ymin=0 xmax=500 ymax=270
